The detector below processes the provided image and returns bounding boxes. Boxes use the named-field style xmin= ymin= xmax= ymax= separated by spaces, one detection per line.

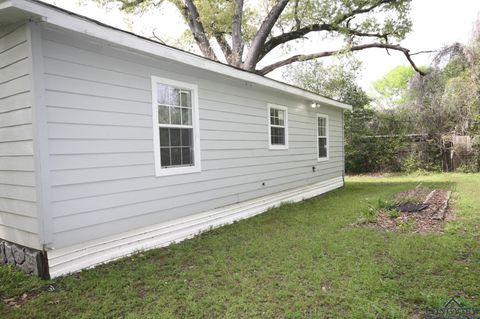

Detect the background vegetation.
xmin=287 ymin=19 xmax=480 ymax=174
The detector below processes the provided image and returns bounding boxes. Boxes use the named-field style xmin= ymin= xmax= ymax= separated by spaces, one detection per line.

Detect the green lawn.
xmin=1 ymin=173 xmax=480 ymax=318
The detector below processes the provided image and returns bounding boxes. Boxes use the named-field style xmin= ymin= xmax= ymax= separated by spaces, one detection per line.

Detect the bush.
xmin=402 ymin=152 xmax=424 ymax=173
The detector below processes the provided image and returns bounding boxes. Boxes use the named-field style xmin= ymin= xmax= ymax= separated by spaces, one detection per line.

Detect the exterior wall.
xmin=39 ymin=26 xmax=345 ymax=250
xmin=0 ymin=23 xmax=42 ymax=249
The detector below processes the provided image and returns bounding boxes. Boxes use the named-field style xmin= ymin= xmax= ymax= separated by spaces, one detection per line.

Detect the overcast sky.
xmin=43 ymin=0 xmax=480 ymax=93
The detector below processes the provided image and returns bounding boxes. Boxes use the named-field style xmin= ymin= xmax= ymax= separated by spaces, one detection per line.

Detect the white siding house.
xmin=0 ymin=0 xmax=351 ymax=278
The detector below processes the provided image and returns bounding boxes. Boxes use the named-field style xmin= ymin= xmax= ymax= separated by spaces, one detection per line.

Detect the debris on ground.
xmin=358 ymin=187 xmax=454 ymax=233
xmin=3 ymin=283 xmax=60 ymax=308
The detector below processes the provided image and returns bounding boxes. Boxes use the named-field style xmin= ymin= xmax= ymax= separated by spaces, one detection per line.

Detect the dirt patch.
xmin=362 ymin=187 xmax=454 ymax=234
xmin=393 ymin=187 xmax=432 ymax=203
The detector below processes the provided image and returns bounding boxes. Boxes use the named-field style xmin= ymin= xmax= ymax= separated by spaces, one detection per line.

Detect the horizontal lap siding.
xmin=41 ymin=28 xmax=345 ymax=248
xmin=0 ymin=24 xmax=40 ymax=249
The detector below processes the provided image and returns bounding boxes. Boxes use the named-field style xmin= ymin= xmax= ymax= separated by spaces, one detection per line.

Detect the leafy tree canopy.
xmin=283 ymin=57 xmax=369 ymax=108
xmin=95 ymin=0 xmax=425 ymax=76
xmin=373 ymin=65 xmax=416 ymax=108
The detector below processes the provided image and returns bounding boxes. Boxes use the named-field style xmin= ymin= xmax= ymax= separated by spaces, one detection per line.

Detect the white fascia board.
xmin=6 ymin=0 xmax=352 ymax=111
xmin=0 ymin=0 xmax=12 ymax=10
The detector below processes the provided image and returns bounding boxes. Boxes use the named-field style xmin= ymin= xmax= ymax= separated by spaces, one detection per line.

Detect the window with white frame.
xmin=151 ymin=76 xmax=201 ymax=176
xmin=317 ymin=114 xmax=329 ymax=160
xmin=268 ymin=104 xmax=288 ymax=149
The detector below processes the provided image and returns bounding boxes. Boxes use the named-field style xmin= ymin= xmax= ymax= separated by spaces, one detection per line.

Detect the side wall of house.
xmin=40 ymin=26 xmax=345 ymax=249
xmin=0 ymin=23 xmax=41 ymax=250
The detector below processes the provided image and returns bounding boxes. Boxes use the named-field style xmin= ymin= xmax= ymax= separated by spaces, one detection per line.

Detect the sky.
xmin=42 ymin=0 xmax=480 ymax=93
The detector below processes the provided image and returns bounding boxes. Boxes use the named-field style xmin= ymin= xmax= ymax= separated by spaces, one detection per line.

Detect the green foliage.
xmin=373 ymin=65 xmax=416 ymax=108
xmin=377 ymin=198 xmax=397 ymax=210
xmin=397 ymin=218 xmax=414 ymax=231
xmin=456 ymin=160 xmax=480 ymax=173
xmin=406 ymin=36 xmax=480 ymax=172
xmin=192 ymin=0 xmax=258 ymax=40
xmin=279 ymin=0 xmax=412 ymax=43
xmin=358 ymin=194 xmax=426 ymax=224
xmin=94 ymin=0 xmax=413 ymax=71
xmin=359 ymin=202 xmax=379 ymax=224
xmin=283 ymin=56 xmax=368 ymax=105
xmin=366 ymin=18 xmax=480 ymax=174
xmin=402 ymin=152 xmax=425 ymax=173
xmin=396 ymin=195 xmax=418 ymax=205
xmin=345 ymin=108 xmax=414 ymax=173
xmin=285 ymin=57 xmax=415 ymax=173
xmin=388 ymin=209 xmax=400 ymax=219
xmin=357 ymin=197 xmax=398 ymax=225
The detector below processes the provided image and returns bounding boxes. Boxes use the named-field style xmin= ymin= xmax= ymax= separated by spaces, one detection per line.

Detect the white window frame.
xmin=151 ymin=76 xmax=201 ymax=176
xmin=267 ymin=104 xmax=289 ymax=150
xmin=317 ymin=114 xmax=329 ymax=162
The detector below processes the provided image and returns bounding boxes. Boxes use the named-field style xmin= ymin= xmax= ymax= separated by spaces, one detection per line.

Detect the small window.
xmin=151 ymin=76 xmax=201 ymax=176
xmin=317 ymin=114 xmax=329 ymax=161
xmin=268 ymin=104 xmax=288 ymax=149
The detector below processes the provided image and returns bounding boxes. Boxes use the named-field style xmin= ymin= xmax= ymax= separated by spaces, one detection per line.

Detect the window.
xmin=317 ymin=114 xmax=329 ymax=161
xmin=151 ymin=76 xmax=201 ymax=176
xmin=268 ymin=104 xmax=288 ymax=149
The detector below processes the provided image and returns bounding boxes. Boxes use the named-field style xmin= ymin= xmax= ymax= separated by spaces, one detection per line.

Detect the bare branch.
xmin=231 ymin=0 xmax=244 ymax=66
xmin=410 ymin=50 xmax=437 ymax=56
xmin=257 ymin=43 xmax=428 ymax=76
xmin=243 ymin=0 xmax=290 ymax=70
xmin=150 ymin=29 xmax=165 ymax=44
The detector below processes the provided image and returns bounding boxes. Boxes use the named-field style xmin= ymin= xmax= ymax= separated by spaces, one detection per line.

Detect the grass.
xmin=1 ymin=173 xmax=480 ymax=318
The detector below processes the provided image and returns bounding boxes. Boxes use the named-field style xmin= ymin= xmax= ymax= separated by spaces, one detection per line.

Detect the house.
xmin=0 ymin=0 xmax=351 ymax=278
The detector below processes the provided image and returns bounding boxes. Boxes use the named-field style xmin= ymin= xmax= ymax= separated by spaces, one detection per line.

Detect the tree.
xmin=373 ymin=65 xmax=416 ymax=108
xmin=285 ymin=57 xmax=389 ymax=173
xmin=96 ymin=0 xmax=426 ymax=76
xmin=287 ymin=56 xmax=423 ymax=173
xmin=406 ymin=20 xmax=480 ymax=171
xmin=283 ymin=56 xmax=369 ymax=105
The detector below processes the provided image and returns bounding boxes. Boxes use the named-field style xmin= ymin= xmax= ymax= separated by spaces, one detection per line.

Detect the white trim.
xmin=151 ymin=76 xmax=201 ymax=177
xmin=317 ymin=114 xmax=329 ymax=162
xmin=1 ymin=0 xmax=353 ymax=110
xmin=0 ymin=0 xmax=13 ymax=11
xmin=27 ymin=22 xmax=53 ymax=247
xmin=46 ymin=176 xmax=344 ymax=278
xmin=267 ymin=103 xmax=289 ymax=150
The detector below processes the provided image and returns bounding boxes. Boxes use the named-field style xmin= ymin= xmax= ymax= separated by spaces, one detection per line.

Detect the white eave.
xmin=0 ymin=0 xmax=352 ymax=110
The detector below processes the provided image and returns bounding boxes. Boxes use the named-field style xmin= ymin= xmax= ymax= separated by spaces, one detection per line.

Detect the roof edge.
xmin=5 ymin=0 xmax=352 ymax=110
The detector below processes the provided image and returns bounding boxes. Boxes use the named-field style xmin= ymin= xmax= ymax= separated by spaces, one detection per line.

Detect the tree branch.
xmin=260 ymin=23 xmax=334 ymax=60
xmin=231 ymin=0 xmax=244 ymax=66
xmin=242 ymin=0 xmax=290 ymax=70
xmin=259 ymin=0 xmax=398 ymax=60
xmin=257 ymin=43 xmax=428 ymax=76
xmin=175 ymin=0 xmax=218 ymax=61
xmin=150 ymin=29 xmax=165 ymax=44
xmin=214 ymin=32 xmax=233 ymax=63
xmin=292 ymin=0 xmax=301 ymax=31
xmin=410 ymin=50 xmax=437 ymax=56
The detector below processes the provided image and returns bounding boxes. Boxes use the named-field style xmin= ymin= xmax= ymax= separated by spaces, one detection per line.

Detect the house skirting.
xmin=47 ymin=176 xmax=344 ymax=278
